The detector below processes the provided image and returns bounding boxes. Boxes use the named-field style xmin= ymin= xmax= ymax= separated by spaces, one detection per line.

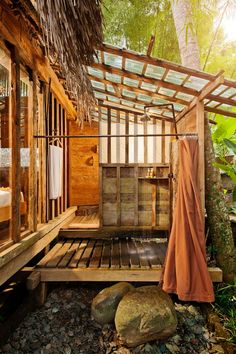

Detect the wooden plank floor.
xmin=36 ymin=238 xmax=223 ymax=283
xmin=38 ymin=238 xmax=167 ymax=270
xmin=65 ymin=213 xmax=100 ymax=229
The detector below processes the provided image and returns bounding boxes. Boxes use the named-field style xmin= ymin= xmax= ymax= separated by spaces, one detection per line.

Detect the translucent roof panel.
xmin=205 ymin=100 xmax=220 ymax=108
xmin=148 ymin=108 xmax=164 ymax=115
xmin=106 ymin=84 xmax=115 ymax=93
xmin=105 ymin=72 xmax=122 ymax=84
xmin=175 ymin=92 xmax=194 ymax=102
xmin=159 ymin=87 xmax=175 ymax=97
xmin=135 ymin=104 xmax=145 ymax=110
xmin=165 ymin=70 xmax=188 ymax=85
xmin=104 ymin=53 xmax=122 ymax=69
xmin=173 ymin=103 xmax=185 ymax=111
xmin=140 ymin=82 xmax=157 ymax=92
xmin=121 ymin=99 xmax=135 ymax=107
xmin=88 ymin=67 xmax=103 ymax=79
xmin=210 ymin=85 xmax=228 ymax=96
xmin=145 ymin=64 xmax=165 ymax=79
xmin=137 ymin=93 xmax=152 ymax=103
xmin=107 ymin=96 xmax=120 ymax=103
xmin=123 ymin=77 xmax=139 ymax=88
xmin=122 ymin=89 xmax=136 ymax=99
xmin=125 ymin=59 xmax=144 ymax=74
xmin=95 ymin=92 xmax=106 ymax=100
xmin=184 ymin=77 xmax=209 ymax=91
xmin=220 ymin=87 xmax=236 ymax=98
xmin=91 ymin=80 xmax=105 ymax=90
xmin=152 ymin=98 xmax=169 ymax=105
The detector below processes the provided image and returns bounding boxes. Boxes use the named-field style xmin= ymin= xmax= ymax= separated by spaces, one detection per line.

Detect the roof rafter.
xmin=88 ymin=74 xmax=188 ymax=106
xmin=91 ymin=62 xmax=199 ymax=97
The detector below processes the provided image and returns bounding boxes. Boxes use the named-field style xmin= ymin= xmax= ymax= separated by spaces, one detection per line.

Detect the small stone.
xmin=172 ymin=335 xmax=181 ymax=345
xmin=209 ymin=337 xmax=217 ymax=343
xmin=68 ymin=331 xmax=74 ymax=337
xmin=64 ymin=346 xmax=72 ymax=354
xmin=45 ymin=343 xmax=51 ymax=350
xmin=192 ymin=325 xmax=203 ymax=335
xmin=166 ymin=343 xmax=180 ymax=353
xmin=30 ymin=340 xmax=41 ymax=350
xmin=78 ymin=302 xmax=86 ymax=310
xmin=52 ymin=307 xmax=59 ymax=314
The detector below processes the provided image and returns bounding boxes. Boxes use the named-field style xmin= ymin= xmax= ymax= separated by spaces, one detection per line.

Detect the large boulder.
xmin=115 ymin=285 xmax=177 ymax=347
xmin=91 ymin=282 xmax=135 ymax=324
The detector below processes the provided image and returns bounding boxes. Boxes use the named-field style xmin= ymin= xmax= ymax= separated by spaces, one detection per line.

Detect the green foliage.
xmin=214 ymin=280 xmax=236 ymax=344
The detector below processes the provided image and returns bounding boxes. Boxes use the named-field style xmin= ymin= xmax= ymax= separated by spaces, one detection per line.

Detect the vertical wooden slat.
xmin=28 ymin=71 xmax=38 ymax=232
xmin=98 ymin=106 xmax=103 ymax=226
xmin=10 ymin=46 xmax=21 ymax=242
xmin=116 ymin=110 xmax=120 ymax=163
xmin=107 ymin=108 xmax=111 ymax=163
xmin=134 ymin=166 xmax=139 ymax=226
xmin=134 ymin=114 xmax=138 ymax=163
xmin=117 ymin=166 xmax=121 ymax=226
xmin=60 ymin=105 xmax=65 ymax=213
xmin=125 ymin=112 xmax=129 ymax=164
xmin=152 ymin=183 xmax=157 ymax=227
xmin=161 ymin=120 xmax=166 ymax=164
xmin=153 ymin=117 xmax=157 ymax=163
xmin=50 ymin=94 xmax=55 ymax=220
xmin=144 ymin=119 xmax=148 ymax=163
xmin=64 ymin=110 xmax=68 ymax=210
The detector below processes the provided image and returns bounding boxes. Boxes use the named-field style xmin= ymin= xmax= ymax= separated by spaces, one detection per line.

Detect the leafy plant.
xmin=214 ymin=279 xmax=236 ymax=344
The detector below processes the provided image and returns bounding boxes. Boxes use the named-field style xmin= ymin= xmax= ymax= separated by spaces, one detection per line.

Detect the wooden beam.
xmin=125 ymin=112 xmax=129 ymax=164
xmin=176 ymin=73 xmax=224 ymax=122
xmin=92 ymin=62 xmax=199 ymax=97
xmin=0 ymin=4 xmax=77 ymax=119
xmin=205 ymin=106 xmax=236 ymax=118
xmin=10 ymin=45 xmax=21 ymax=243
xmin=97 ymin=102 xmax=173 ymax=122
xmin=94 ymin=87 xmax=182 ymax=114
xmin=146 ymin=35 xmax=155 ymax=56
xmin=89 ymin=74 xmax=188 ymax=106
xmin=38 ymin=266 xmax=223 ymax=282
xmin=107 ymin=108 xmax=111 ymax=163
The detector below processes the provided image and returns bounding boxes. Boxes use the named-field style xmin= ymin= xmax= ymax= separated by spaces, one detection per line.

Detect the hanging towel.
xmin=48 ymin=145 xmax=63 ymax=200
xmin=162 ymin=138 xmax=214 ymax=302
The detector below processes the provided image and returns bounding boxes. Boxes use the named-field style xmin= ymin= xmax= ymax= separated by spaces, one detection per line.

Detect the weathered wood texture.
xmin=35 ymin=237 xmax=222 ymax=282
xmin=101 ymin=164 xmax=170 ymax=228
xmin=69 ymin=121 xmax=99 ymax=206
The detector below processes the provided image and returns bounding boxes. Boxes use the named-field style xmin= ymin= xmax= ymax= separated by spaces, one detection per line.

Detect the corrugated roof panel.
xmin=88 ymin=67 xmax=103 ymax=79
xmin=145 ymin=64 xmax=165 ymax=79
xmin=165 ymin=70 xmax=188 ymax=85
xmin=123 ymin=77 xmax=139 ymax=87
xmin=125 ymin=58 xmax=144 ymax=74
xmin=140 ymin=82 xmax=157 ymax=92
xmin=184 ymin=76 xmax=209 ymax=91
xmin=105 ymin=72 xmax=122 ymax=83
xmin=104 ymin=52 xmax=122 ymax=69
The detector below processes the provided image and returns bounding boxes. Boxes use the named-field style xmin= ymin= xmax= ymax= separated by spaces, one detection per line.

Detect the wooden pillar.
xmin=29 ymin=71 xmax=38 ymax=232
xmin=196 ymin=101 xmax=205 ymax=215
xmin=125 ymin=112 xmax=129 ymax=164
xmin=107 ymin=108 xmax=111 ymax=163
xmin=10 ymin=46 xmax=21 ymax=242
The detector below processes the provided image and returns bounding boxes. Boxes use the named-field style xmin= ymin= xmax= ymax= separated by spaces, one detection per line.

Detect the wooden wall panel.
xmin=177 ymin=108 xmax=197 ymax=133
xmin=69 ymin=121 xmax=99 ymax=206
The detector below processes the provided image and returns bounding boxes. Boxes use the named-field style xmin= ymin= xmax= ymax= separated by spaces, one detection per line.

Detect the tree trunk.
xmin=171 ymin=0 xmax=236 ymax=280
xmin=205 ymin=119 xmax=236 ymax=280
xmin=170 ymin=0 xmax=201 ymax=69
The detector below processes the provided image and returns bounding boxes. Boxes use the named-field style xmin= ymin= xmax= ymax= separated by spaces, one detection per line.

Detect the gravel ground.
xmin=0 ymin=285 xmax=225 ymax=354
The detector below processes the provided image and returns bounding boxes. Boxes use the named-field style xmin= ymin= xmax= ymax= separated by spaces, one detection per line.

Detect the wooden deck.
xmin=34 ymin=237 xmax=223 ymax=283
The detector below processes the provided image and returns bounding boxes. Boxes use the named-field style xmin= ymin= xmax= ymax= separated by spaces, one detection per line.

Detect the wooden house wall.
xmin=69 ymin=121 xmax=99 ymax=206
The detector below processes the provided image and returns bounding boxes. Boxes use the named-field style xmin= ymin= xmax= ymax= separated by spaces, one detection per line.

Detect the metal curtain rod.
xmin=34 ymin=133 xmax=198 ymax=139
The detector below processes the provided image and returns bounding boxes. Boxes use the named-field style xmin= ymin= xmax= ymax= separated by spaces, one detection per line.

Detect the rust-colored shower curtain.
xmin=162 ymin=138 xmax=214 ymax=302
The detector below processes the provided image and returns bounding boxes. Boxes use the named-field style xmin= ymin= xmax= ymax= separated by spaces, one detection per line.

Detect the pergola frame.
xmin=88 ymin=43 xmax=236 ymax=122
